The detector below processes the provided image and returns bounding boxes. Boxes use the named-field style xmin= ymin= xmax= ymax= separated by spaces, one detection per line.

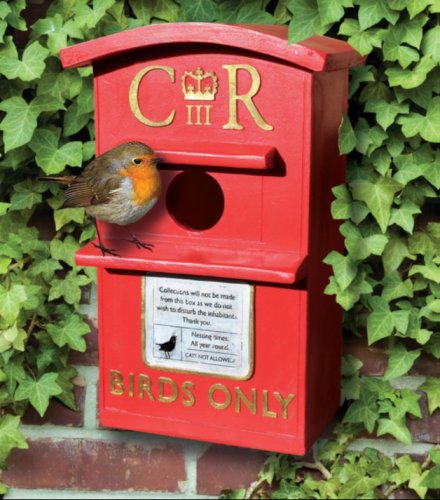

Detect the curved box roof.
xmin=61 ymin=23 xmax=364 ymax=72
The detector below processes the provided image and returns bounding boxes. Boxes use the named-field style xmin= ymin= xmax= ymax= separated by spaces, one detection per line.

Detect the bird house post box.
xmin=60 ymin=23 xmax=363 ymax=454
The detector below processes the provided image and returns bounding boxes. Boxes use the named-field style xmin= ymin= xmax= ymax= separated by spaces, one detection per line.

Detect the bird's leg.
xmin=123 ymin=227 xmax=154 ymax=252
xmin=92 ymin=219 xmax=119 ymax=257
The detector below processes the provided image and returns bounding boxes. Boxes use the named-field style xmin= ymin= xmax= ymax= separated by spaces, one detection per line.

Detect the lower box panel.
xmin=97 ymin=268 xmax=340 ymax=455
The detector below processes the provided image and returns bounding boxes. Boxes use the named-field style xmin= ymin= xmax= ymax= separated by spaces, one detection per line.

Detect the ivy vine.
xmin=0 ymin=0 xmax=439 ymax=498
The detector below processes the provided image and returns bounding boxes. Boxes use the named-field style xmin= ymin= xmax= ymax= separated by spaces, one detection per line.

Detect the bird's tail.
xmin=37 ymin=176 xmax=76 ymax=185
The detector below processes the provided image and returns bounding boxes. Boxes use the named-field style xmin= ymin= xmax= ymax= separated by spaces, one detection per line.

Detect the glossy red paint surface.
xmin=61 ymin=23 xmax=363 ymax=454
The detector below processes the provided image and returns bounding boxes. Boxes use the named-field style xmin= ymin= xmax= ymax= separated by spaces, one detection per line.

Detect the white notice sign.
xmin=144 ymin=275 xmax=253 ymax=379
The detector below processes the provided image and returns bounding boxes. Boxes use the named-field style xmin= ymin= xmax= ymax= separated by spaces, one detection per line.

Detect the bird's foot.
xmin=124 ymin=234 xmax=154 ymax=252
xmin=92 ymin=242 xmax=119 ymax=257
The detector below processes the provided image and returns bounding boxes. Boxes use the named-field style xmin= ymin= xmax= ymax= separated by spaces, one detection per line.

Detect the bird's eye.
xmin=132 ymin=158 xmax=142 ymax=165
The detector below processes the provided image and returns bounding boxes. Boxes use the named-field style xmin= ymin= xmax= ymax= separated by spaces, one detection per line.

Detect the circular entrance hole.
xmin=166 ymin=170 xmax=224 ymax=231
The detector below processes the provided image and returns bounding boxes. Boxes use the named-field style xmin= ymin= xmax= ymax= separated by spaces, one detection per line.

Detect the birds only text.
xmin=109 ymin=370 xmax=295 ymax=420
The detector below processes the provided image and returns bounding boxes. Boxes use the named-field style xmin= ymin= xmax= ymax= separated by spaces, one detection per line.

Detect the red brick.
xmin=197 ymin=445 xmax=266 ymax=496
xmin=390 ymin=488 xmax=420 ymax=499
xmin=343 ymin=337 xmax=387 ymax=376
xmin=408 ymin=394 xmax=440 ymax=444
xmin=75 ymin=440 xmax=186 ymax=491
xmin=1 ymin=439 xmax=76 ymax=489
xmin=22 ymin=384 xmax=85 ymax=427
xmin=2 ymin=438 xmax=186 ymax=492
xmin=411 ymin=352 xmax=440 ymax=377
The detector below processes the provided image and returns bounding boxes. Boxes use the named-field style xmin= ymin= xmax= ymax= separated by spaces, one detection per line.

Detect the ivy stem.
xmin=244 ymin=477 xmax=266 ymax=499
xmin=295 ymin=443 xmax=332 ymax=480
xmin=26 ymin=313 xmax=38 ymax=338
xmin=8 ymin=255 xmax=32 ymax=272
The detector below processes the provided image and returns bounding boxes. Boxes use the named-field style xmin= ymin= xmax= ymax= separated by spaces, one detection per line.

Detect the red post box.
xmin=61 ymin=23 xmax=363 ymax=454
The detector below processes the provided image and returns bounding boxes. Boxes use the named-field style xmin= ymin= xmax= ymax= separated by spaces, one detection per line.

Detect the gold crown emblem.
xmin=182 ymin=68 xmax=218 ymax=101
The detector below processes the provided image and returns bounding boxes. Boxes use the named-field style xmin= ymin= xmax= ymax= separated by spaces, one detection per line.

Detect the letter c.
xmin=129 ymin=65 xmax=176 ymax=127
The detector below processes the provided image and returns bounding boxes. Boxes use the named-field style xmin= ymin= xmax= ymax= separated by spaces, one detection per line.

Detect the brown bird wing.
xmin=63 ymin=155 xmax=123 ymax=208
xmin=63 ymin=178 xmax=97 ymax=207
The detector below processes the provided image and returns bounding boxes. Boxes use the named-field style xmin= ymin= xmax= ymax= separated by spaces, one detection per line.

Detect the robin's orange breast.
xmin=119 ymin=166 xmax=161 ymax=207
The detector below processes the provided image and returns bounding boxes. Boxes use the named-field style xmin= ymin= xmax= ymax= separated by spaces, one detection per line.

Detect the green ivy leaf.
xmin=233 ymin=4 xmax=275 ymax=24
xmin=383 ymin=26 xmax=420 ymax=68
xmin=367 ymin=296 xmax=394 ymax=344
xmin=339 ymin=464 xmax=383 ymax=498
xmin=365 ymin=100 xmax=410 ymax=131
xmin=6 ymin=0 xmax=26 ymax=30
xmin=349 ymin=65 xmax=375 ymax=97
xmin=390 ymin=455 xmax=420 ymax=486
xmin=425 ymin=332 xmax=440 ymax=359
xmin=384 ymin=343 xmax=421 ymax=380
xmin=0 ymin=97 xmax=37 ymax=153
xmin=339 ymin=19 xmax=385 ymax=55
xmin=343 ymin=387 xmax=378 ymax=433
xmin=386 ymin=55 xmax=436 ymax=89
xmin=389 ymin=199 xmax=421 ymax=233
xmin=50 ymin=235 xmax=80 ymax=267
xmin=0 ymin=322 xmax=27 ymax=353
xmin=49 ymin=271 xmax=91 ymax=305
xmin=377 ymin=417 xmax=412 ymax=444
xmin=422 ymin=25 xmax=440 ymax=63
xmin=317 ymin=0 xmax=347 ymax=25
xmin=0 ymin=203 xmax=10 ymax=216
xmin=338 ymin=114 xmax=357 ymax=154
xmin=409 ymin=256 xmax=440 ymax=283
xmin=419 ymin=376 xmax=440 ymax=414
xmin=179 ymin=0 xmax=220 ymax=22
xmin=55 ymin=366 xmax=78 ymax=411
xmin=0 ymin=37 xmax=49 ymax=81
xmin=46 ymin=313 xmax=90 ymax=352
xmin=324 ymin=251 xmax=358 ymax=291
xmin=422 ymin=465 xmax=440 ymax=489
xmin=30 ymin=128 xmax=83 ymax=175
xmin=0 ymin=284 xmax=27 ymax=326
xmin=394 ymin=388 xmax=422 ymax=418
xmin=405 ymin=0 xmax=436 ymax=19
xmin=9 ymin=179 xmax=44 ymax=211
xmin=420 ymin=152 xmax=440 ymax=189
xmin=325 ymin=271 xmax=373 ymax=310
xmin=54 ymin=208 xmax=85 ymax=231
xmin=28 ymin=259 xmax=63 ymax=282
xmin=351 ymin=176 xmax=402 ymax=233
xmin=382 ymin=271 xmax=413 ymax=301
xmin=0 ymin=415 xmax=28 ymax=468
xmin=128 ymin=0 xmax=178 ymax=24
xmin=357 ymin=0 xmax=399 ymax=30
xmin=15 ymin=372 xmax=63 ymax=417
xmin=341 ymin=221 xmax=388 ymax=259
xmin=287 ymin=0 xmax=325 ymax=43
xmin=398 ymin=95 xmax=440 ymax=142
xmin=74 ymin=0 xmax=115 ymax=29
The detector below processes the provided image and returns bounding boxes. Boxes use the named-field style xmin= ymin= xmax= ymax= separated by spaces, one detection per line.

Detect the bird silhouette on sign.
xmin=156 ymin=335 xmax=177 ymax=359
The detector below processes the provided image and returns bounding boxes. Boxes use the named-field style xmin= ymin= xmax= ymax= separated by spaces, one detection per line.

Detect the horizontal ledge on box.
xmin=155 ymin=143 xmax=277 ymax=171
xmin=75 ymin=240 xmax=307 ymax=284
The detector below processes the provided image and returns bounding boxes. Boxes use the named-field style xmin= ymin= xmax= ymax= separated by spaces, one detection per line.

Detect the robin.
xmin=38 ymin=141 xmax=161 ymax=256
xmin=156 ymin=335 xmax=177 ymax=359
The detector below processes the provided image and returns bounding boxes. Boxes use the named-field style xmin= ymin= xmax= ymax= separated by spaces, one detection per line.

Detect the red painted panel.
xmin=59 ymin=23 xmax=363 ymax=454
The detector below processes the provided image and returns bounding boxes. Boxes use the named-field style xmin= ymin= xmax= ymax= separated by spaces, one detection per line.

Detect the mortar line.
xmin=76 ymin=365 xmax=99 ymax=430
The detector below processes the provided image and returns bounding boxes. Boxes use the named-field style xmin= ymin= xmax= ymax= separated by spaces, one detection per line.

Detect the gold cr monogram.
xmin=129 ymin=63 xmax=273 ymax=131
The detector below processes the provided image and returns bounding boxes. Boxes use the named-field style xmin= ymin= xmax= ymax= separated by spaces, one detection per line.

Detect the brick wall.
xmin=1 ymin=284 xmax=437 ymax=499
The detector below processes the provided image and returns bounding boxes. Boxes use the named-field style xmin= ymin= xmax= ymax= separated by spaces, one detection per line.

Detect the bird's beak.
xmin=152 ymin=157 xmax=162 ymax=166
